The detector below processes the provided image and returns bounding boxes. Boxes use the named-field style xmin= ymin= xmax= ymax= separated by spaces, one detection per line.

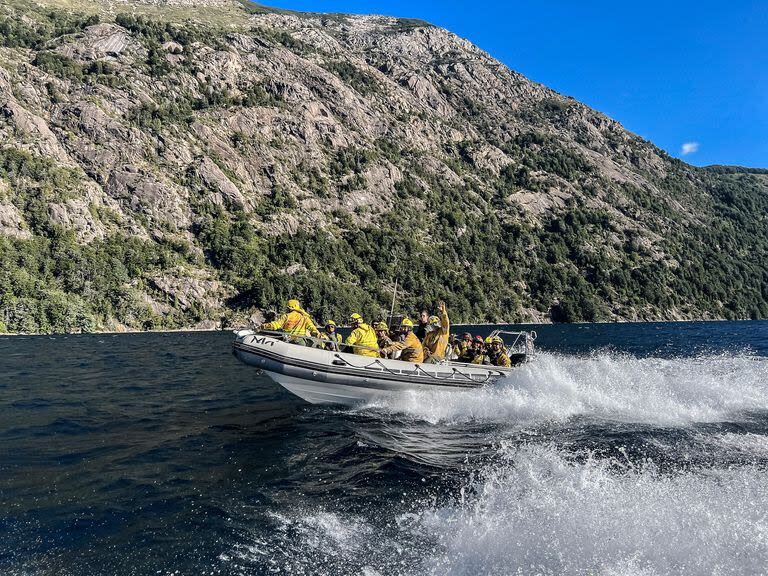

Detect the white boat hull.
xmin=233 ymin=330 xmax=521 ymax=406
xmin=265 ymin=371 xmax=401 ymax=404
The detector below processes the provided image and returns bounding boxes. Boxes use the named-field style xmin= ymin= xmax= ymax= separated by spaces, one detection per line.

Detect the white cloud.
xmin=681 ymin=142 xmax=700 ymax=155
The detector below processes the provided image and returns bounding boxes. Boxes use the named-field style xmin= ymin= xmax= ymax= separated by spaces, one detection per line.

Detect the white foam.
xmin=235 ymin=509 xmax=412 ymax=575
xmin=230 ymin=353 xmax=768 ymax=575
xmin=699 ymin=432 xmax=768 ymax=459
xmin=358 ymin=353 xmax=768 ymax=426
xmin=419 ymin=443 xmax=768 ymax=576
xmin=235 ymin=444 xmax=768 ymax=576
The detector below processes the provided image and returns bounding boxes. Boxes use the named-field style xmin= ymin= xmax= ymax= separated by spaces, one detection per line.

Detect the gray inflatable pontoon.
xmin=232 ymin=330 xmax=534 ymax=405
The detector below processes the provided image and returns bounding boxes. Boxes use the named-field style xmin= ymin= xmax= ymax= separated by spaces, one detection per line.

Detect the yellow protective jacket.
xmin=490 ymin=351 xmax=512 ymax=367
xmin=346 ymin=323 xmax=379 ymax=358
xmin=262 ymin=308 xmax=320 ymax=337
xmin=382 ymin=331 xmax=424 ymax=363
xmin=422 ymin=308 xmax=450 ymax=361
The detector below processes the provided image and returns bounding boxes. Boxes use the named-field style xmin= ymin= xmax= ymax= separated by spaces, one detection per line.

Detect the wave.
xmin=418 ymin=443 xmax=768 ymax=575
xmin=356 ymin=352 xmax=768 ymax=426
xmin=236 ymin=443 xmax=768 ymax=576
xmin=226 ymin=352 xmax=768 ymax=575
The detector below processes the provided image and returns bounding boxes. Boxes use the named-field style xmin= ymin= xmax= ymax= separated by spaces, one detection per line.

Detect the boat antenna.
xmin=388 ymin=276 xmax=398 ymax=327
xmin=387 ymin=253 xmax=398 ymax=327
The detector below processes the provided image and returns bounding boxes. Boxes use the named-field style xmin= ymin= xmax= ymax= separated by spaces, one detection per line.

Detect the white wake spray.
xmin=418 ymin=443 xmax=768 ymax=576
xmin=359 ymin=352 xmax=768 ymax=426
xmin=239 ymin=443 xmax=768 ymax=576
xmin=229 ymin=353 xmax=768 ymax=576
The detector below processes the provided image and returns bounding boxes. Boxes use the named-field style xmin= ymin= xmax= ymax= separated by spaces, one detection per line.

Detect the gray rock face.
xmin=48 ymin=197 xmax=106 ymax=242
xmin=1 ymin=100 xmax=73 ymax=164
xmin=58 ymin=24 xmax=139 ymax=61
xmin=0 ymin=0 xmax=765 ymax=329
xmin=149 ymin=269 xmax=222 ymax=311
xmin=0 ymin=201 xmax=32 ymax=239
xmin=195 ymin=156 xmax=247 ymax=209
xmin=106 ymin=166 xmax=190 ymax=230
xmin=0 ymin=5 xmax=698 ymax=235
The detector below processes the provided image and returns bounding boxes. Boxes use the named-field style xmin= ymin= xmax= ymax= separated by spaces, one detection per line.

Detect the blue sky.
xmin=264 ymin=1 xmax=768 ymax=168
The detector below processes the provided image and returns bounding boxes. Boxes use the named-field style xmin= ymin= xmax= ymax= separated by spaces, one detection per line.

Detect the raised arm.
xmin=437 ymin=301 xmax=449 ymax=335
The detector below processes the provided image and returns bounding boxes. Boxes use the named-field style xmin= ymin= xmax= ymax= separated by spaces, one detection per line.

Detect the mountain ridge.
xmin=1 ymin=0 xmax=766 ymax=333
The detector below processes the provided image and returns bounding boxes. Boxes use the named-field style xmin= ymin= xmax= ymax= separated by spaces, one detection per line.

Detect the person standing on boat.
xmin=488 ymin=336 xmax=512 ymax=367
xmin=448 ymin=335 xmax=462 ymax=360
xmin=380 ymin=318 xmax=424 ymax=362
xmin=422 ymin=301 xmax=450 ymax=363
xmin=322 ymin=320 xmax=342 ymax=351
xmin=260 ymin=299 xmax=321 ymax=342
xmin=346 ymin=313 xmax=380 ymax=358
xmin=414 ymin=308 xmax=429 ymax=341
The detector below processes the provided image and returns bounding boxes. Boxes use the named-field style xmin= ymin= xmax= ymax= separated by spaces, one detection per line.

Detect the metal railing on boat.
xmin=488 ymin=329 xmax=537 ymax=357
xmin=250 ymin=328 xmax=536 ymax=358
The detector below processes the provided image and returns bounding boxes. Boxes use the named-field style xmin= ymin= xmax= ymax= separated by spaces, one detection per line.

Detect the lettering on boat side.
xmin=251 ymin=337 xmax=276 ymax=347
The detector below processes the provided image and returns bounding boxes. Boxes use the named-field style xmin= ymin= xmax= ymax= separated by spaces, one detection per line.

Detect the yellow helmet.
xmin=373 ymin=321 xmax=388 ymax=331
xmin=484 ymin=336 xmax=493 ymax=344
xmin=428 ymin=315 xmax=441 ymax=327
xmin=349 ymin=313 xmax=363 ymax=323
xmin=492 ymin=336 xmax=504 ymax=344
xmin=325 ymin=320 xmax=337 ymax=327
xmin=286 ymin=299 xmax=301 ymax=311
xmin=400 ymin=317 xmax=414 ymax=328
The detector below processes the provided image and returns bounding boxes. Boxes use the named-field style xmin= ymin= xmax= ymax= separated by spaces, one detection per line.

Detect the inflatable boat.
xmin=232 ymin=329 xmax=535 ymax=405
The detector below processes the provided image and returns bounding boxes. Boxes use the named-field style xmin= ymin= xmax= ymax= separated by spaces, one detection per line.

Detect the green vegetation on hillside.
xmin=322 ymin=60 xmax=379 ymax=95
xmin=0 ymin=9 xmax=98 ymax=49
xmin=182 ymin=158 xmax=768 ymax=325
xmin=703 ymin=165 xmax=768 ymax=175
xmin=0 ymin=232 xmax=191 ymax=333
xmin=0 ymin=146 xmax=195 ymax=332
xmin=0 ymin=2 xmax=766 ymax=333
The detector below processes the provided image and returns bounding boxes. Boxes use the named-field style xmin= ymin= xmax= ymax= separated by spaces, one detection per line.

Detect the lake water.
xmin=2 ymin=321 xmax=768 ymax=575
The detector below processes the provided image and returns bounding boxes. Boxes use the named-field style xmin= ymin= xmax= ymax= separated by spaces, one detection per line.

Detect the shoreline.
xmin=0 ymin=317 xmax=760 ymax=337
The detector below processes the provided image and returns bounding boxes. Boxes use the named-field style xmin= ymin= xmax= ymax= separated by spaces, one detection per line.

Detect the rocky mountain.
xmin=1 ymin=0 xmax=766 ymax=333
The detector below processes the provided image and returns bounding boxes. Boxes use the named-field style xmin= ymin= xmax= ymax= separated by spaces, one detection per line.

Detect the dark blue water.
xmin=2 ymin=321 xmax=768 ymax=575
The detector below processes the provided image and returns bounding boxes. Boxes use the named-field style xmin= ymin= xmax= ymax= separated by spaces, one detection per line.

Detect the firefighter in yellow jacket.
xmin=260 ymin=299 xmax=320 ymax=339
xmin=488 ymin=336 xmax=512 ymax=367
xmin=345 ymin=313 xmax=379 ymax=358
xmin=422 ymin=301 xmax=450 ymax=363
xmin=381 ymin=318 xmax=424 ymax=363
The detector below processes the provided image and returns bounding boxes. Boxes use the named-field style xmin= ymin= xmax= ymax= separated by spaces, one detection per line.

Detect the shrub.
xmin=322 ymin=60 xmax=379 ymax=95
